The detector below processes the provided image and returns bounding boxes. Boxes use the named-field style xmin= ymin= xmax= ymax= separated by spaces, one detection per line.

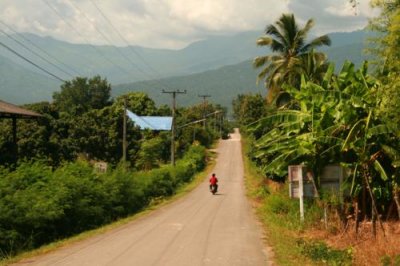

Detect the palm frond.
xmin=253 ymin=56 xmax=271 ymax=68
xmin=256 ymin=36 xmax=273 ymax=46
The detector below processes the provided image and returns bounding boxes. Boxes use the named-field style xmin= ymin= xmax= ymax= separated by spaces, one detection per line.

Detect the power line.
xmin=0 ymin=19 xmax=81 ymax=77
xmin=42 ymin=0 xmax=131 ymax=76
xmin=88 ymin=0 xmax=172 ymax=88
xmin=0 ymin=29 xmax=74 ymax=79
xmin=65 ymin=0 xmax=142 ymax=74
xmin=0 ymin=41 xmax=65 ymax=82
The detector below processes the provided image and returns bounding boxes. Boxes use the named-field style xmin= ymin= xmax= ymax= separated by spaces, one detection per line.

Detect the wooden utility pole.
xmin=122 ymin=97 xmax=127 ymax=162
xmin=163 ymin=89 xmax=186 ymax=166
xmin=198 ymin=94 xmax=211 ymax=128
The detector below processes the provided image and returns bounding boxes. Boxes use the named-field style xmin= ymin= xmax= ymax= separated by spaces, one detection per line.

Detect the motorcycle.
xmin=210 ymin=184 xmax=218 ymax=195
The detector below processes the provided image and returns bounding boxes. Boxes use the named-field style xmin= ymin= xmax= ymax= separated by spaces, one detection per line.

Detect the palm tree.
xmin=253 ymin=13 xmax=331 ymax=101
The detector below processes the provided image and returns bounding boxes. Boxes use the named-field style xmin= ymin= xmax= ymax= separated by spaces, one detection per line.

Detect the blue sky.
xmin=0 ymin=0 xmax=378 ymax=49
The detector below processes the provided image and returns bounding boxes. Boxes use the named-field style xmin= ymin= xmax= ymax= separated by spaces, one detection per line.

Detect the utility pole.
xmin=219 ymin=112 xmax=223 ymax=138
xmin=198 ymin=94 xmax=211 ymax=128
xmin=122 ymin=97 xmax=127 ymax=162
xmin=163 ymin=89 xmax=186 ymax=166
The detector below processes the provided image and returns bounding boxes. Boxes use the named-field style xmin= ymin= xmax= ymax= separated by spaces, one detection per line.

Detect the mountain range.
xmin=0 ymin=30 xmax=371 ymax=107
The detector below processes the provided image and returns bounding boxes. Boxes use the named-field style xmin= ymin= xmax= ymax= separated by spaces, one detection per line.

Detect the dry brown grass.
xmin=304 ymin=220 xmax=400 ymax=265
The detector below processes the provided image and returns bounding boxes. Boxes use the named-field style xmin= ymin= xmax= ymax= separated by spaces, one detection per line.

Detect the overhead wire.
xmin=65 ymin=0 xmax=142 ymax=74
xmin=0 ymin=28 xmax=75 ymax=79
xmin=76 ymin=0 xmax=171 ymax=89
xmin=89 ymin=0 xmax=163 ymax=78
xmin=42 ymin=0 xmax=132 ymax=76
xmin=0 ymin=41 xmax=65 ymax=82
xmin=88 ymin=0 xmax=174 ymax=90
xmin=3 ymin=0 xmax=176 ymax=90
xmin=0 ymin=19 xmax=81 ymax=77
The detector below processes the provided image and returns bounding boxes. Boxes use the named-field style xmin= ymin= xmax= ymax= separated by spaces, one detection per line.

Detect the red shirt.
xmin=209 ymin=176 xmax=218 ymax=185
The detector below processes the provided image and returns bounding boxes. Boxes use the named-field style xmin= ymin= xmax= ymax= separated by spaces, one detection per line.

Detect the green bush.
xmin=0 ymin=144 xmax=206 ymax=259
xmin=297 ymin=239 xmax=352 ymax=265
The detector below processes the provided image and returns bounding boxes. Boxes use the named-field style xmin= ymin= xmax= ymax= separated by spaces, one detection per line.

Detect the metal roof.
xmin=0 ymin=100 xmax=42 ymax=118
xmin=127 ymin=110 xmax=172 ymax=131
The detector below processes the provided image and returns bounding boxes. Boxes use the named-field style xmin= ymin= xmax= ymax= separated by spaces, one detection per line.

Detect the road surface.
xmin=13 ymin=129 xmax=269 ymax=266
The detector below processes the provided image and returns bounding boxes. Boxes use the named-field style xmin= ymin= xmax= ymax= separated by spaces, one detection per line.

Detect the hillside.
xmin=0 ymin=31 xmax=262 ymax=85
xmin=112 ymin=40 xmax=369 ymax=112
xmin=0 ymin=30 xmax=371 ymax=106
xmin=0 ymin=55 xmax=60 ymax=104
xmin=113 ymin=59 xmax=265 ymax=112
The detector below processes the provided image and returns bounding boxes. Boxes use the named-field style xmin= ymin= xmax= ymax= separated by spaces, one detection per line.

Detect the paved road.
xmin=13 ymin=129 xmax=268 ymax=266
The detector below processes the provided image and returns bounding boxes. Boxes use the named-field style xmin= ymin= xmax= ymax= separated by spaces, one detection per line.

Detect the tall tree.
xmin=367 ymin=0 xmax=400 ymax=71
xmin=53 ymin=76 xmax=112 ymax=115
xmin=232 ymin=93 xmax=267 ymax=126
xmin=369 ymin=2 xmax=400 ymax=125
xmin=253 ymin=13 xmax=331 ymax=101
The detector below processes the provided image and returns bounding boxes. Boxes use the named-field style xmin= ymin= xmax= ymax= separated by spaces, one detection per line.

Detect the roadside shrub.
xmin=104 ymin=166 xmax=147 ymax=219
xmin=297 ymin=239 xmax=352 ymax=265
xmin=0 ymin=144 xmax=207 ymax=259
xmin=0 ymin=162 xmax=59 ymax=254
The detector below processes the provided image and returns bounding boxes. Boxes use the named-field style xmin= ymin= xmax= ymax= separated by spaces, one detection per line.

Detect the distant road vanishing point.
xmin=13 ymin=129 xmax=269 ymax=266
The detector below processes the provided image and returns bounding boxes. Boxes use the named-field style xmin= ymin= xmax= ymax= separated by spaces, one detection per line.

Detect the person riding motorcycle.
xmin=209 ymin=173 xmax=218 ymax=191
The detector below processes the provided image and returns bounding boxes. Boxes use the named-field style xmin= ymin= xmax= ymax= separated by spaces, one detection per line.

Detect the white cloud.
xmin=0 ymin=0 xmax=376 ymax=49
xmin=325 ymin=2 xmax=356 ymax=17
xmin=287 ymin=0 xmax=376 ymax=35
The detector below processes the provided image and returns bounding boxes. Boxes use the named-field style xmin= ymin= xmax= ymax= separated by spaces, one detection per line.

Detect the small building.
xmin=0 ymin=100 xmax=41 ymax=161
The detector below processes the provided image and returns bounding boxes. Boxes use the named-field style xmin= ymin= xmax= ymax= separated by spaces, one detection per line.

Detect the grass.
xmin=242 ymin=135 xmax=352 ymax=266
xmin=0 ymin=149 xmax=218 ymax=266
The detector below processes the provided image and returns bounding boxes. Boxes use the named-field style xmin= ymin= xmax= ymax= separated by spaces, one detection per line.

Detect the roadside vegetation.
xmin=0 ymin=75 xmax=230 ymax=260
xmin=243 ymin=135 xmax=352 ymax=265
xmin=0 ymin=145 xmax=206 ymax=260
xmin=237 ymin=2 xmax=400 ymax=265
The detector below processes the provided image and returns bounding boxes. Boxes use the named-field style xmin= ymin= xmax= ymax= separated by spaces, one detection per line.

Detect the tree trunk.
xmin=363 ymin=167 xmax=386 ymax=237
xmin=362 ymin=176 xmax=367 ymax=220
xmin=372 ymin=205 xmax=377 ymax=238
xmin=354 ymin=198 xmax=359 ymax=237
xmin=386 ymin=201 xmax=395 ymax=220
xmin=394 ymin=191 xmax=400 ymax=220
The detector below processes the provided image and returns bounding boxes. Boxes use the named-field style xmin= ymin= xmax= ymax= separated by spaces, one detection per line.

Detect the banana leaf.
xmin=373 ymin=160 xmax=389 ymax=181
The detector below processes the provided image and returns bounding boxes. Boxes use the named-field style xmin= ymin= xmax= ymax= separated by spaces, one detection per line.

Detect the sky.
xmin=0 ymin=0 xmax=378 ymax=50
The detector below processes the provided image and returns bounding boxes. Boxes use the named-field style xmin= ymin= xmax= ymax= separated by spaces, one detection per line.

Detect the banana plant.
xmin=249 ymin=60 xmax=400 ymax=220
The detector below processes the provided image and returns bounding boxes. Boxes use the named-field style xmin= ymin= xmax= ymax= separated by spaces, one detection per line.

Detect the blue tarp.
xmin=127 ymin=110 xmax=172 ymax=131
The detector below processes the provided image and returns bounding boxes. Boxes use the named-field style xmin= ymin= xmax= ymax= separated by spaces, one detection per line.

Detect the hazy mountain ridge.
xmin=0 ymin=54 xmax=59 ymax=103
xmin=0 ymin=29 xmax=371 ymax=105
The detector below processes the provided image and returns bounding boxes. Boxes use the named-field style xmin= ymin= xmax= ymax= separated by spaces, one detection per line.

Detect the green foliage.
xmin=53 ymin=76 xmax=112 ymax=115
xmin=375 ymin=8 xmax=400 ymax=126
xmin=175 ymin=103 xmax=228 ymax=150
xmin=232 ymin=93 xmax=267 ymax=127
xmin=136 ymin=135 xmax=169 ymax=170
xmin=297 ymin=239 xmax=352 ymax=265
xmin=367 ymin=0 xmax=400 ymax=70
xmin=249 ymin=61 xmax=399 ymax=187
xmin=0 ymin=145 xmax=206 ymax=259
xmin=265 ymin=193 xmax=292 ymax=215
xmin=381 ymin=254 xmax=400 ymax=266
xmin=1 ymin=88 xmax=217 ymax=168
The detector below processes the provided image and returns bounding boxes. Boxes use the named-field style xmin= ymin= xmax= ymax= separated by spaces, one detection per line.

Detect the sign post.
xmin=288 ymin=165 xmax=318 ymax=222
